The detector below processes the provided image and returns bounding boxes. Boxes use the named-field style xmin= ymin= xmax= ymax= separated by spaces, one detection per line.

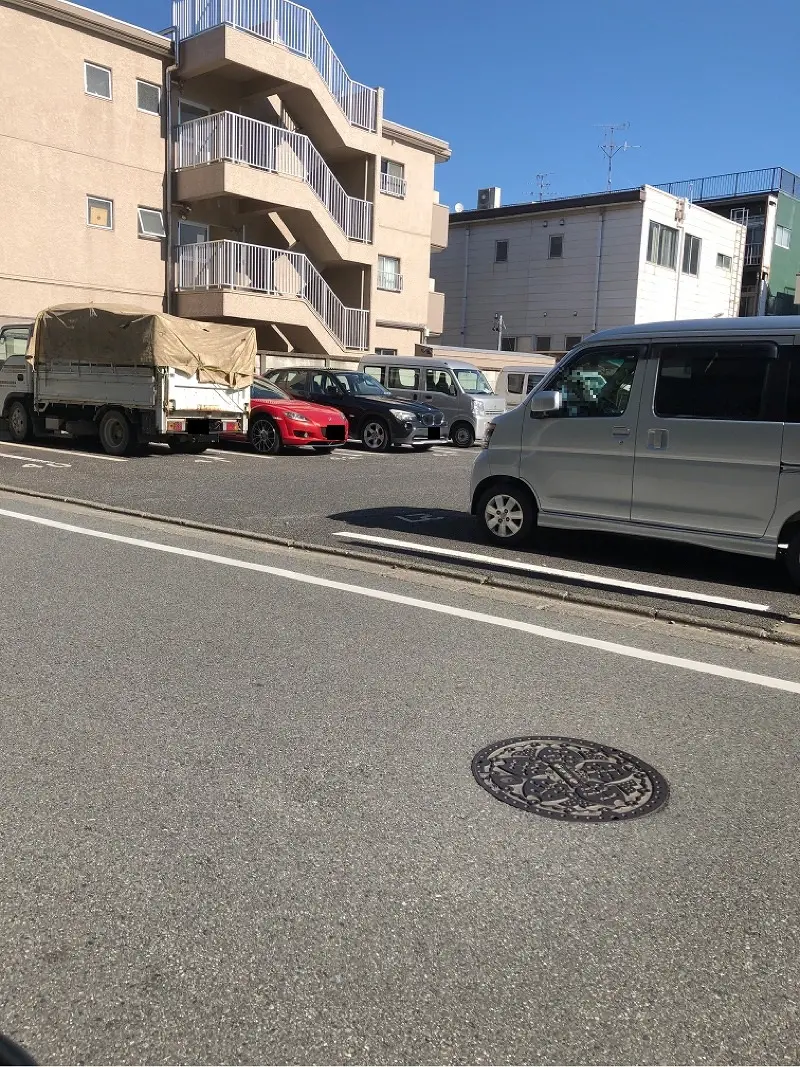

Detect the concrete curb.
xmin=2 ymin=481 xmax=799 ymax=648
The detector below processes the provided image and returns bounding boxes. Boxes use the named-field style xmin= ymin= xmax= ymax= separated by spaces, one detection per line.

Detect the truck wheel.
xmin=249 ymin=415 xmax=281 ymax=455
xmin=451 ymin=422 xmax=475 ymax=448
xmin=98 ymin=410 xmax=133 ymax=457
xmin=7 ymin=400 xmax=32 ymax=443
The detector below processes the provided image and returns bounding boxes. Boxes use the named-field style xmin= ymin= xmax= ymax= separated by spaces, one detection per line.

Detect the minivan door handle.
xmin=647 ymin=428 xmax=669 ymax=450
xmin=612 ymin=426 xmax=630 ymax=437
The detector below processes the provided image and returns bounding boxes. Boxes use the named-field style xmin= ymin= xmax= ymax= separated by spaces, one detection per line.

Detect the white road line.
xmin=0 ymin=441 xmax=127 ymax=463
xmin=0 ymin=504 xmax=797 ymax=694
xmin=0 ymin=453 xmax=70 ymax=469
xmin=332 ymin=531 xmax=772 ymax=614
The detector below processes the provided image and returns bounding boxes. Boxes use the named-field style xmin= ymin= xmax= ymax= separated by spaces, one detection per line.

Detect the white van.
xmin=470 ymin=317 xmax=800 ymax=582
xmin=360 ymin=354 xmax=506 ymax=447
xmin=496 ymin=360 xmax=557 ymax=411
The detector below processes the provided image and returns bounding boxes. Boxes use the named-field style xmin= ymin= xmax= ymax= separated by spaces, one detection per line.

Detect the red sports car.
xmin=225 ymin=377 xmax=348 ymax=454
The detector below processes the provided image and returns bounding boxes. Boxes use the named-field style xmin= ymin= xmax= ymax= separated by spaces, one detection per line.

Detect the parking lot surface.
xmin=0 ymin=434 xmax=798 ymax=637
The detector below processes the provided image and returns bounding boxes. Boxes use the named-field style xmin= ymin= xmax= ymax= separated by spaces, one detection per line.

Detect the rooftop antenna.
xmin=534 ymin=173 xmax=552 ymax=201
xmin=596 ymin=122 xmax=639 ymax=191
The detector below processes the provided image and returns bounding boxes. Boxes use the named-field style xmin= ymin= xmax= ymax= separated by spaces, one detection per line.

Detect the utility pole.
xmin=492 ymin=313 xmax=506 ymax=351
xmin=534 ymin=173 xmax=552 ymax=201
xmin=596 ymin=122 xmax=639 ymax=191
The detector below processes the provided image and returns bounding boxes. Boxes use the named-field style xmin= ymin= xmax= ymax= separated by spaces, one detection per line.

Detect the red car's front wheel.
xmin=249 ymin=415 xmax=282 ymax=455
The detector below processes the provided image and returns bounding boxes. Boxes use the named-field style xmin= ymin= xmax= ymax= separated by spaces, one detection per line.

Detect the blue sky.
xmin=99 ymin=0 xmax=798 ymax=209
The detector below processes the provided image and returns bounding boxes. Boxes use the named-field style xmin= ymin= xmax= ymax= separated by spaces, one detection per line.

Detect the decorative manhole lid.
xmin=471 ymin=735 xmax=669 ymax=822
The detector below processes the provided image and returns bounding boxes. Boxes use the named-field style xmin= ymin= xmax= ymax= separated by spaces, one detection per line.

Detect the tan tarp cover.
xmin=29 ymin=305 xmax=256 ymax=390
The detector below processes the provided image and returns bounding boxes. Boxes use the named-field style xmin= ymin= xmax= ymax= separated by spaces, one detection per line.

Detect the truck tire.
xmin=98 ymin=410 xmax=133 ymax=457
xmin=7 ymin=400 xmax=32 ymax=443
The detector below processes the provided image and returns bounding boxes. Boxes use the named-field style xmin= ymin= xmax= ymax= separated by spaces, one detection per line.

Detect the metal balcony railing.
xmin=744 ymin=242 xmax=764 ymax=266
xmin=377 ymin=271 xmax=403 ymax=292
xmin=656 ymin=167 xmax=800 ymax=202
xmin=177 ymin=113 xmax=373 ymax=243
xmin=172 ymin=0 xmax=378 ymax=132
xmin=380 ymin=172 xmax=407 ymax=198
xmin=177 ymin=240 xmax=368 ymax=350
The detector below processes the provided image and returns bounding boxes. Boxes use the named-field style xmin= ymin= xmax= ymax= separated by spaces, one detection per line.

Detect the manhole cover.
xmin=471 ymin=736 xmax=669 ymax=822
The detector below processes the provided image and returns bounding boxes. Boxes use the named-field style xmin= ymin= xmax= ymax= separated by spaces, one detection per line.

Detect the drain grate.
xmin=472 ymin=736 xmax=669 ymax=822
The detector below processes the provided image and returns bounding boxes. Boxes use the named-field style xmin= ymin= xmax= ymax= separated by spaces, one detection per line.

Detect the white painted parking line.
xmin=0 ymin=441 xmax=127 ymax=462
xmin=332 ymin=531 xmax=773 ymax=614
xmin=0 ymin=452 xmax=70 ymax=469
xmin=0 ymin=505 xmax=797 ymax=694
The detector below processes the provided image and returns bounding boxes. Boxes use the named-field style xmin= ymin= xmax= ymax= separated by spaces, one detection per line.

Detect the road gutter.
xmin=2 ymin=481 xmax=799 ymax=648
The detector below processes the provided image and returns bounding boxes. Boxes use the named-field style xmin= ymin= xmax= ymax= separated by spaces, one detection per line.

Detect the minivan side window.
xmin=546 ymin=346 xmax=639 ymax=418
xmin=506 ymin=373 xmax=525 ymax=395
xmin=526 ymin=372 xmax=546 ymax=393
xmin=387 ymin=366 xmax=419 ymax=390
xmin=425 ymin=368 xmax=456 ymax=395
xmin=655 ymin=344 xmax=775 ymax=421
xmin=362 ymin=364 xmax=385 ymax=383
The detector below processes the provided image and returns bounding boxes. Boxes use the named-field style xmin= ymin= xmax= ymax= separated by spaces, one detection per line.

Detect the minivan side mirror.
xmin=530 ymin=390 xmax=562 ymax=415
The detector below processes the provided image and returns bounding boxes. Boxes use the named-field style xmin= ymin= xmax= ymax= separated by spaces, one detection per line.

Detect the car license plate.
xmin=427 ymin=427 xmax=441 ymax=440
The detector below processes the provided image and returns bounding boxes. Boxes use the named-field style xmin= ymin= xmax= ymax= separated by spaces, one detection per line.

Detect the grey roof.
xmin=590 ymin=317 xmax=800 ymax=341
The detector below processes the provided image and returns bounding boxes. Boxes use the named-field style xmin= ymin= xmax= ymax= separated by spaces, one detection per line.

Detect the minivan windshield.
xmin=331 ymin=372 xmax=390 ymax=397
xmin=454 ymin=368 xmax=493 ymax=395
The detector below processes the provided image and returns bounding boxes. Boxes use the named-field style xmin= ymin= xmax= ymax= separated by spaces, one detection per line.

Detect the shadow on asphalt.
xmin=330 ymin=505 xmax=793 ymax=596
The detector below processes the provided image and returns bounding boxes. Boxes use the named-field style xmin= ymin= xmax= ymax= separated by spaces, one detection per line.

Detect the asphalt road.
xmin=0 ymin=435 xmax=798 ymax=636
xmin=2 ymin=493 xmax=800 ymax=1066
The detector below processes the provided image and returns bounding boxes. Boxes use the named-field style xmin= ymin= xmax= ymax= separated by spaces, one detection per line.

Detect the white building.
xmin=432 ymin=185 xmax=746 ymax=353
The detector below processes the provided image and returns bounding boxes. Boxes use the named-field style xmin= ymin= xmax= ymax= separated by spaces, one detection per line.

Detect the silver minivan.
xmin=470 ymin=317 xmax=800 ymax=583
xmin=360 ymin=355 xmax=506 ymax=447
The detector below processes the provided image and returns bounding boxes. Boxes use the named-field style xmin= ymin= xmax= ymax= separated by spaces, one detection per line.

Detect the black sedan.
xmin=265 ymin=368 xmax=449 ymax=452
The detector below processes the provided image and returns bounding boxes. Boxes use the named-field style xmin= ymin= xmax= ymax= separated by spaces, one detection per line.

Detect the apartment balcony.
xmin=427 ymin=287 xmax=445 ymax=335
xmin=431 ymin=201 xmax=449 ymax=252
xmin=173 ymin=0 xmax=382 ymax=158
xmin=176 ymin=113 xmax=373 ymax=265
xmin=744 ymin=242 xmax=764 ymax=267
xmin=380 ymin=172 xmax=407 ymax=198
xmin=175 ymin=240 xmax=368 ymax=353
xmin=377 ymin=270 xmax=403 ymax=292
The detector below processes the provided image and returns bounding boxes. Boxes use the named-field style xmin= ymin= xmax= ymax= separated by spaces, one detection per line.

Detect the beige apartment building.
xmin=0 ymin=0 xmax=451 ymax=356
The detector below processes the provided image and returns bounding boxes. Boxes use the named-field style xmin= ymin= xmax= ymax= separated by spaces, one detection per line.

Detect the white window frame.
xmin=776 ymin=225 xmax=792 ymax=249
xmin=548 ymin=234 xmax=564 ymax=259
xmin=84 ymin=61 xmax=112 ymax=100
xmin=136 ymin=79 xmax=161 ymax=115
xmin=87 ymin=196 xmax=113 ymax=230
xmin=377 ymin=255 xmax=402 ymax=292
xmin=138 ymin=207 xmax=166 ymax=239
xmin=716 ymin=253 xmax=732 ymax=271
xmin=380 ymin=159 xmax=407 ymax=198
xmin=647 ymin=220 xmax=678 ymax=269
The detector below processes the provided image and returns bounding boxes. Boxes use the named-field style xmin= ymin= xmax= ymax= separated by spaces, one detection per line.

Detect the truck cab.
xmin=0 ymin=323 xmax=34 ymax=427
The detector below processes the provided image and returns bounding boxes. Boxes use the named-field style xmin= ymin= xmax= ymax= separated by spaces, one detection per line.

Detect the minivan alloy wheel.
xmin=485 ymin=493 xmax=525 ymax=538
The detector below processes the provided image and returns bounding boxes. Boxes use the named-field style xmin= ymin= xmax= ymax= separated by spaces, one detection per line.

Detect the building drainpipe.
xmin=164 ymin=26 xmax=180 ymax=314
xmin=591 ymin=211 xmax=605 ymax=332
xmin=460 ymin=224 xmax=471 ymax=343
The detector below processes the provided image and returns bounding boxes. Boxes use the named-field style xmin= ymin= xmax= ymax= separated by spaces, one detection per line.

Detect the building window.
xmin=565 ymin=334 xmax=582 ymax=350
xmin=374 ymin=348 xmax=397 ymax=356
xmin=682 ymin=234 xmax=701 ymax=276
xmin=647 ymin=221 xmax=678 ymax=268
xmin=500 ymin=336 xmax=517 ymax=351
xmin=138 ymin=207 xmax=166 ymax=239
xmin=548 ymin=234 xmax=564 ymax=259
xmin=716 ymin=253 xmax=732 ymax=271
xmin=87 ymin=196 xmax=113 ymax=229
xmin=380 ymin=160 xmax=406 ymax=198
xmin=776 ymin=225 xmax=792 ymax=249
xmin=136 ymin=80 xmax=161 ymax=115
xmin=84 ymin=62 xmax=112 ymax=100
xmin=377 ymin=255 xmax=402 ymax=291
xmin=535 ymin=335 xmax=551 ymax=351
xmin=494 ymin=239 xmax=509 ymax=264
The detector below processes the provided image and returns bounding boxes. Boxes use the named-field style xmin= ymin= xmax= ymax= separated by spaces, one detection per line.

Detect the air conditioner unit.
xmin=477 ymin=186 xmax=501 ymax=210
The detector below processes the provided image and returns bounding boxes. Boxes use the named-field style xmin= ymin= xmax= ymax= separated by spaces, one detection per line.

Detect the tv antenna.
xmin=596 ymin=122 xmax=639 ymax=191
xmin=534 ymin=173 xmax=552 ymax=201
